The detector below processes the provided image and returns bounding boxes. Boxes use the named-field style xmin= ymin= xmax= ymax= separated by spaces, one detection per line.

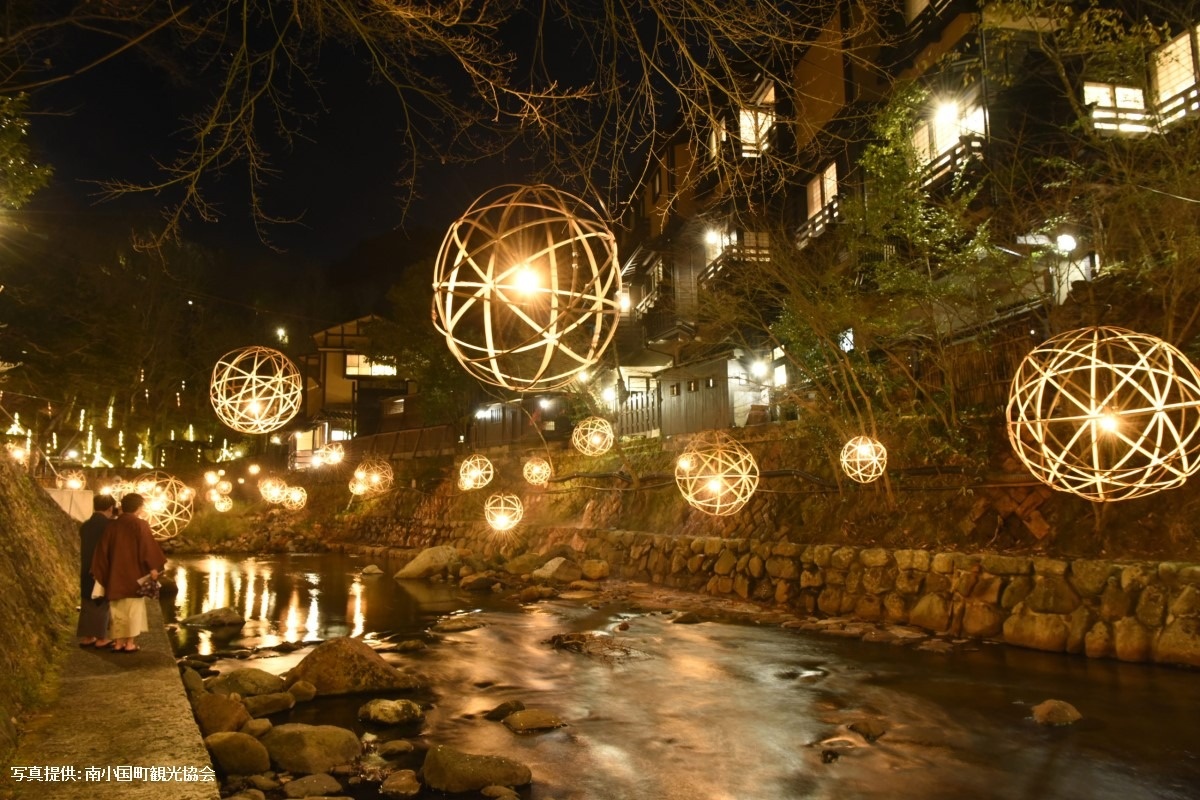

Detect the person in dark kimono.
xmin=76 ymin=494 xmax=118 ymax=647
xmin=90 ymin=493 xmax=167 ymax=653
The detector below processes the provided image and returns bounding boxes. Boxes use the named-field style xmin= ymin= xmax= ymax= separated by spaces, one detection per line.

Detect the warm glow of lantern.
xmin=259 ymin=477 xmax=288 ymax=504
xmin=350 ymin=456 xmax=393 ymax=497
xmin=840 ymin=435 xmax=888 ymax=484
xmin=210 ymin=345 xmax=303 ymax=434
xmin=204 ymin=471 xmax=219 ymax=486
xmin=485 ymin=492 xmax=524 ymax=531
xmin=213 ymin=495 xmax=233 ymax=513
xmin=522 ymin=457 xmax=552 ymax=486
xmin=674 ymin=432 xmax=759 ymax=516
xmin=572 ymin=416 xmax=614 ymax=456
xmin=1007 ymin=326 xmax=1200 ymax=501
xmin=458 ymin=454 xmax=495 ymax=491
xmin=282 ymin=486 xmax=308 ymax=511
xmin=432 ymin=184 xmax=622 ymax=392
xmin=133 ymin=470 xmax=193 ymax=540
xmin=61 ymin=470 xmax=86 ymax=491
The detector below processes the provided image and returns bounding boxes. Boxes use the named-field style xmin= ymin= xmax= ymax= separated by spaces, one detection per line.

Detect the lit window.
xmin=911 ymin=102 xmax=984 ymax=164
xmin=345 ymin=354 xmax=398 ymax=377
xmin=739 ymin=83 xmax=775 ymax=157
xmin=1152 ymin=29 xmax=1200 ymax=123
xmin=1083 ymin=82 xmax=1151 ymax=134
xmin=670 ymin=383 xmax=681 ymax=397
xmin=807 ymin=162 xmax=838 ymax=219
xmin=838 ymin=328 xmax=855 ymax=353
xmin=383 ymin=398 xmax=405 ymax=416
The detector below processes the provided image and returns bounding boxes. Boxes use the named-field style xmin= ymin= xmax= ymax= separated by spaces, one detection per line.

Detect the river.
xmin=164 ymin=552 xmax=1200 ymax=800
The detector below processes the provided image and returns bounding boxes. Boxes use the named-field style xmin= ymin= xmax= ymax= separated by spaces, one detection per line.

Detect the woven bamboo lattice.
xmin=316 ymin=442 xmax=345 ymax=466
xmin=135 ymin=471 xmax=193 ymax=540
xmin=282 ymin=486 xmax=308 ymax=511
xmin=1006 ymin=326 xmax=1200 ymax=502
xmin=485 ymin=492 xmax=524 ymax=531
xmin=210 ymin=346 xmax=303 ymax=434
xmin=258 ymin=477 xmax=287 ymax=504
xmin=840 ymin=436 xmax=888 ymax=484
xmin=523 ymin=456 xmax=553 ymax=486
xmin=215 ymin=479 xmax=233 ymax=495
xmin=212 ymin=495 xmax=233 ymax=513
xmin=432 ymin=184 xmax=622 ymax=392
xmin=674 ymin=432 xmax=760 ymax=516
xmin=352 ymin=456 xmax=394 ymax=496
xmin=59 ymin=470 xmax=86 ymax=490
xmin=458 ymin=454 xmax=495 ymax=491
xmin=571 ymin=416 xmax=614 ymax=456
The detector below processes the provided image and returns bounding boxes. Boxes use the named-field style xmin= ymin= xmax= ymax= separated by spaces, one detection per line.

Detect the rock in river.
xmin=421 ymin=745 xmax=532 ymax=793
xmin=285 ymin=637 xmax=420 ymax=695
xmin=181 ymin=606 xmax=245 ymax=628
xmin=394 ymin=546 xmax=460 ymax=579
xmin=358 ymin=698 xmax=425 ymax=725
xmin=260 ymin=723 xmax=362 ymax=774
xmin=208 ymin=667 xmax=286 ymax=697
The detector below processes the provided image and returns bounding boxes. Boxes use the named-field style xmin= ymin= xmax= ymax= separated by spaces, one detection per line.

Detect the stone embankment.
xmin=338 ymin=522 xmax=1200 ymax=668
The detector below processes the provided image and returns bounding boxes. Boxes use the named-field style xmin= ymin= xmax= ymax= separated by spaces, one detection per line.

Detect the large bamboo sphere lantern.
xmin=674 ymin=433 xmax=760 ymax=516
xmin=458 ymin=454 xmax=494 ymax=491
xmin=282 ymin=485 xmax=308 ymax=511
xmin=259 ymin=477 xmax=288 ymax=504
xmin=572 ymin=416 xmax=614 ymax=456
xmin=840 ymin=435 xmax=888 ymax=484
xmin=1007 ymin=326 xmax=1200 ymax=502
xmin=432 ymin=184 xmax=622 ymax=392
xmin=210 ymin=346 xmax=303 ymax=434
xmin=523 ymin=456 xmax=553 ymax=486
xmin=135 ymin=471 xmax=193 ymax=540
xmin=353 ymin=456 xmax=394 ymax=496
xmin=485 ymin=492 xmax=524 ymax=531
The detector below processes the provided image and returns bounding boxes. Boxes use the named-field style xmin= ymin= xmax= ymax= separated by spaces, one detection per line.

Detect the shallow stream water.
xmin=164 ymin=553 xmax=1200 ymax=800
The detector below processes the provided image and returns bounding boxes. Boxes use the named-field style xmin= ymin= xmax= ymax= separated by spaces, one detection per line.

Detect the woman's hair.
xmin=120 ymin=493 xmax=145 ymax=513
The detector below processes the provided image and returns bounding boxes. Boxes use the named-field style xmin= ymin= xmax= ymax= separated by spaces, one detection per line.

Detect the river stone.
xmin=1113 ymin=617 xmax=1152 ymax=661
xmin=581 ymin=559 xmax=610 ymax=580
xmin=961 ymin=600 xmax=1005 ymax=638
xmin=261 ymin=723 xmax=362 ymax=774
xmin=1003 ymin=607 xmax=1069 ymax=652
xmin=502 ymin=709 xmax=566 ymax=733
xmin=359 ymin=698 xmax=425 ymax=725
xmin=180 ymin=666 xmax=207 ymax=698
xmin=481 ymin=787 xmax=520 ymax=799
xmin=531 ymin=557 xmax=583 ymax=583
xmin=1170 ymin=585 xmax=1200 ymax=618
xmin=209 ymin=668 xmax=287 ymax=697
xmin=241 ymin=718 xmax=272 ymax=738
xmin=908 ymin=594 xmax=952 ymax=632
xmin=181 ymin=606 xmax=246 ymax=628
xmin=1024 ymin=576 xmax=1081 ymax=615
xmin=981 ymin=555 xmax=1031 ymax=576
xmin=1135 ymin=585 xmax=1168 ymax=628
xmin=485 ymin=700 xmax=525 ymax=721
xmin=379 ymin=739 xmax=416 ymax=758
xmin=395 ymin=546 xmax=461 ymax=579
xmin=193 ymin=691 xmax=251 ymax=737
xmin=504 ymin=553 xmax=546 ymax=575
xmin=1084 ymin=621 xmax=1113 ymax=659
xmin=288 ymin=680 xmax=317 ymax=702
xmin=205 ymin=731 xmax=270 ymax=775
xmin=244 ymin=692 xmax=297 ymax=718
xmin=1069 ymin=560 xmax=1116 ymax=597
xmin=1153 ymin=618 xmax=1200 ymax=667
xmin=421 ymin=745 xmax=532 ymax=793
xmin=461 ymin=574 xmax=499 ymax=592
xmin=1031 ymin=700 xmax=1082 ymax=726
xmin=283 ymin=773 xmax=343 ymax=798
xmin=380 ymin=769 xmax=421 ymax=798
xmin=286 ymin=637 xmax=420 ymax=695
xmin=361 ymin=564 xmax=384 ymax=575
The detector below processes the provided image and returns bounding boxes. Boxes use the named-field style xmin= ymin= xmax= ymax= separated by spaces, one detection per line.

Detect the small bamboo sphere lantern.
xmin=135 ymin=471 xmax=193 ymax=540
xmin=258 ymin=477 xmax=287 ymax=504
xmin=840 ymin=436 xmax=888 ymax=484
xmin=60 ymin=470 xmax=86 ymax=491
xmin=215 ymin=479 xmax=233 ymax=496
xmin=1007 ymin=326 xmax=1200 ymax=501
xmin=458 ymin=454 xmax=495 ymax=491
xmin=348 ymin=478 xmax=371 ymax=496
xmin=523 ymin=456 xmax=553 ymax=486
xmin=485 ymin=492 xmax=524 ymax=531
xmin=572 ymin=416 xmax=614 ymax=456
xmin=432 ymin=184 xmax=622 ymax=392
xmin=282 ymin=485 xmax=308 ymax=511
xmin=674 ymin=432 xmax=760 ymax=516
xmin=352 ymin=456 xmax=394 ymax=496
xmin=213 ymin=495 xmax=233 ymax=513
xmin=210 ymin=345 xmax=303 ymax=434
xmin=315 ymin=442 xmax=345 ymax=467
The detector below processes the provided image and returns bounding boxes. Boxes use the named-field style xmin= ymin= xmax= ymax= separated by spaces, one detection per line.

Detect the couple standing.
xmin=77 ymin=492 xmax=167 ymax=653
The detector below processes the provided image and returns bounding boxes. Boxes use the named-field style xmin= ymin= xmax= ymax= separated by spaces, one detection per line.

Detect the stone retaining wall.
xmin=339 ymin=519 xmax=1200 ymax=669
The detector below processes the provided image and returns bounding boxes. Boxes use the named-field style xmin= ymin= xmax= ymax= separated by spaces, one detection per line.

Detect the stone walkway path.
xmin=5 ymin=602 xmax=218 ymax=800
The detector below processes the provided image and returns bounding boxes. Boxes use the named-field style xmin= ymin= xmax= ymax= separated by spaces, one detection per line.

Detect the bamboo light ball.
xmin=259 ymin=477 xmax=288 ymax=504
xmin=459 ymin=454 xmax=495 ymax=491
xmin=282 ymin=486 xmax=308 ymax=511
xmin=352 ymin=456 xmax=394 ymax=496
xmin=60 ymin=470 xmax=86 ymax=491
xmin=210 ymin=345 xmax=303 ymax=434
xmin=349 ymin=478 xmax=370 ymax=496
xmin=316 ymin=442 xmax=345 ymax=466
xmin=572 ymin=416 xmax=614 ymax=456
xmin=485 ymin=492 xmax=524 ymax=531
xmin=135 ymin=471 xmax=193 ymax=540
xmin=840 ymin=436 xmax=888 ymax=484
xmin=1007 ymin=326 xmax=1200 ymax=502
xmin=215 ymin=479 xmax=233 ymax=495
xmin=432 ymin=184 xmax=622 ymax=392
xmin=213 ymin=495 xmax=233 ymax=513
xmin=523 ymin=456 xmax=553 ymax=486
xmin=674 ymin=433 xmax=760 ymax=516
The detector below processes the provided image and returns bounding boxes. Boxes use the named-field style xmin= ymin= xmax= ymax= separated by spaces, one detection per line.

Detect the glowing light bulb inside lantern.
xmin=590 ymin=434 xmax=603 ymax=446
xmin=707 ymin=478 xmax=724 ymax=494
xmin=149 ymin=497 xmax=167 ymax=514
xmin=354 ymin=468 xmax=366 ymax=481
xmin=204 ymin=471 xmax=219 ymax=486
xmin=247 ymin=400 xmax=263 ymax=418
xmin=857 ymin=444 xmax=874 ymax=457
xmin=469 ymin=468 xmax=481 ymax=481
xmin=66 ymin=476 xmax=83 ymax=490
xmin=1099 ymin=413 xmax=1119 ymax=433
xmin=495 ymin=514 xmax=510 ymax=528
xmin=248 ymin=464 xmax=261 ymax=476
xmin=514 ymin=265 xmax=539 ymax=294
xmin=678 ymin=455 xmax=694 ymax=471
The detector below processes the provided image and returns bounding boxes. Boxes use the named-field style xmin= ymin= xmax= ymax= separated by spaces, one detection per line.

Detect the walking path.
xmin=6 ymin=601 xmax=218 ymax=800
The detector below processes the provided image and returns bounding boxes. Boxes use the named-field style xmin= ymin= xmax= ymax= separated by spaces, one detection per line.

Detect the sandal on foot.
xmin=117 ymin=645 xmax=141 ymax=653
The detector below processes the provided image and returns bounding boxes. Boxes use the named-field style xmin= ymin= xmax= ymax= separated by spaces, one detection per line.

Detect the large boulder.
xmin=208 ymin=668 xmax=286 ymax=697
xmin=358 ymin=698 xmax=425 ymax=725
xmin=394 ymin=546 xmax=461 ymax=580
xmin=421 ymin=745 xmax=532 ymax=793
xmin=204 ymin=731 xmax=270 ymax=775
xmin=193 ymin=692 xmax=251 ymax=737
xmin=181 ymin=607 xmax=246 ymax=628
xmin=531 ymin=557 xmax=582 ymax=584
xmin=286 ymin=637 xmax=420 ymax=696
xmin=261 ymin=723 xmax=362 ymax=775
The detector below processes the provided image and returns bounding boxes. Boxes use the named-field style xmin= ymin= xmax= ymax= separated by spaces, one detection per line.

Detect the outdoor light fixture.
xmin=601 ymin=386 xmax=617 ymax=403
xmin=538 ymin=398 xmax=552 ymax=410
xmin=523 ymin=456 xmax=552 ymax=486
xmin=351 ymin=456 xmax=394 ymax=497
xmin=248 ymin=464 xmax=261 ymax=476
xmin=458 ymin=454 xmax=494 ymax=491
xmin=840 ymin=435 xmax=888 ymax=484
xmin=61 ymin=470 xmax=86 ymax=491
xmin=1007 ymin=326 xmax=1200 ymax=501
xmin=213 ymin=496 xmax=233 ymax=513
xmin=751 ymin=361 xmax=768 ymax=378
xmin=1056 ymin=234 xmax=1077 ymax=254
xmin=316 ymin=442 xmax=345 ymax=466
xmin=259 ymin=477 xmax=288 ymax=504
xmin=215 ymin=479 xmax=233 ymax=495
xmin=674 ymin=432 xmax=759 ymax=516
xmin=571 ymin=416 xmax=614 ymax=456
xmin=210 ymin=345 xmax=303 ymax=434
xmin=485 ymin=492 xmax=524 ymax=531
xmin=204 ymin=471 xmax=219 ymax=486
xmin=282 ymin=486 xmax=308 ymax=511
xmin=432 ymin=184 xmax=622 ymax=392
xmin=935 ymin=100 xmax=959 ymax=125
xmin=619 ymin=291 xmax=631 ymax=312
xmin=134 ymin=470 xmax=193 ymax=540
xmin=705 ymin=229 xmax=721 ymax=245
